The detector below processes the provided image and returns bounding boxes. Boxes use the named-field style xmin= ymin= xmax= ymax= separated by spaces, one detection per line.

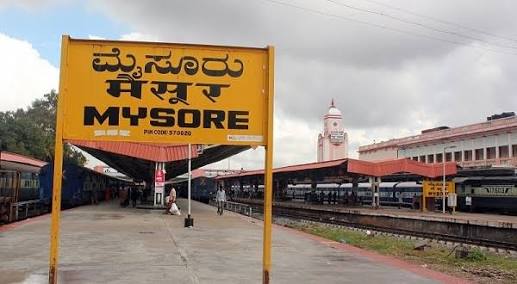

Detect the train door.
xmin=0 ymin=170 xmax=20 ymax=223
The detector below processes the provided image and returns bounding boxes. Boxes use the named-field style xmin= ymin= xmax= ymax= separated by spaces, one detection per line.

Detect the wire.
xmin=258 ymin=0 xmax=517 ymax=56
xmin=326 ymin=0 xmax=517 ymax=50
xmin=360 ymin=0 xmax=517 ymax=44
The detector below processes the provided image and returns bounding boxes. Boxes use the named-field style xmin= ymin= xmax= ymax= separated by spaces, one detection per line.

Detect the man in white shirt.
xmin=216 ymin=186 xmax=226 ymax=215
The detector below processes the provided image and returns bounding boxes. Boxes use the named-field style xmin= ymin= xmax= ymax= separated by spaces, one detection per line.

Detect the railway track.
xmin=238 ymin=202 xmax=517 ymax=252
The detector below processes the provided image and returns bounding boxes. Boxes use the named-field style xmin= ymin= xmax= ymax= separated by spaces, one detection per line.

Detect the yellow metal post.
xmin=421 ymin=179 xmax=427 ymax=212
xmin=48 ymin=35 xmax=69 ymax=284
xmin=262 ymin=46 xmax=275 ymax=284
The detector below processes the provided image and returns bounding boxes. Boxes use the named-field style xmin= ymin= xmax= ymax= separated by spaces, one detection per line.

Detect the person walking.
xmin=216 ymin=186 xmax=226 ymax=215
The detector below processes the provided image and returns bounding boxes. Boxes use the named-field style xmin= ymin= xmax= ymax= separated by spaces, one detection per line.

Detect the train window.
xmin=475 ymin=148 xmax=484 ymax=160
xmin=419 ymin=155 xmax=426 ymax=163
xmin=512 ymin=145 xmax=517 ymax=157
xmin=499 ymin=146 xmax=509 ymax=158
xmin=427 ymin=154 xmax=434 ymax=163
xmin=436 ymin=153 xmax=443 ymax=163
xmin=464 ymin=150 xmax=472 ymax=161
xmin=445 ymin=152 xmax=452 ymax=162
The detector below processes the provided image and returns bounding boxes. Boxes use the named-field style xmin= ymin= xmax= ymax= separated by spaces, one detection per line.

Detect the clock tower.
xmin=317 ymin=99 xmax=348 ymax=161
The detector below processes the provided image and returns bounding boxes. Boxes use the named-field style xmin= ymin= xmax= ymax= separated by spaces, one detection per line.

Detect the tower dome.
xmin=317 ymin=99 xmax=348 ymax=162
xmin=327 ymin=99 xmax=342 ymax=116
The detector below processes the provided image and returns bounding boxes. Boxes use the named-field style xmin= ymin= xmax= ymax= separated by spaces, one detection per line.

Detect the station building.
xmin=317 ymin=100 xmax=348 ymax=162
xmin=358 ymin=113 xmax=517 ymax=168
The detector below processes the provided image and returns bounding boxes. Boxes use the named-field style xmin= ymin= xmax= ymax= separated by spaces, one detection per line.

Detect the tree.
xmin=0 ymin=90 xmax=86 ymax=166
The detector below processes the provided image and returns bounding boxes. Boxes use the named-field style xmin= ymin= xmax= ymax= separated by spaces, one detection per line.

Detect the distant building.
xmin=317 ymin=99 xmax=348 ymax=162
xmin=358 ymin=113 xmax=517 ymax=168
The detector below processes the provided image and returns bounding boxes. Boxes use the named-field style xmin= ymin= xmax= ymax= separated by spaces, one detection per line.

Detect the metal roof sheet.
xmin=216 ymin=158 xmax=457 ymax=181
xmin=67 ymin=140 xmax=198 ymax=162
xmin=0 ymin=151 xmax=47 ymax=168
xmin=216 ymin=159 xmax=348 ymax=179
xmin=347 ymin=158 xmax=457 ymax=178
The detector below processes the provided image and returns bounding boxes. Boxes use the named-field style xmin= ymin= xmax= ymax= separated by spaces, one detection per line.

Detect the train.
xmin=39 ymin=163 xmax=131 ymax=208
xmin=286 ymin=182 xmax=422 ymax=207
xmin=456 ymin=176 xmax=517 ymax=213
xmin=0 ymin=151 xmax=44 ymax=223
xmin=1 ymin=159 xmax=132 ymax=224
xmin=174 ymin=176 xmax=217 ymax=204
xmin=0 ymin=168 xmax=41 ymax=223
xmin=178 ymin=175 xmax=517 ymax=214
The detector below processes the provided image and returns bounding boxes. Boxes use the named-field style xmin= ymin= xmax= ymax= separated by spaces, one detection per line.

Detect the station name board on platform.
xmin=61 ymin=37 xmax=271 ymax=145
xmin=422 ymin=180 xmax=455 ymax=198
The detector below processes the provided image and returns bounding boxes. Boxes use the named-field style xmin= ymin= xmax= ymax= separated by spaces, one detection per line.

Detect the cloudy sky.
xmin=1 ymin=0 xmax=517 ymax=170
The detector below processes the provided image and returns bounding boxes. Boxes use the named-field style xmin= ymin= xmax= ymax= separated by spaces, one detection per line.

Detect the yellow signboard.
xmin=61 ymin=37 xmax=270 ymax=145
xmin=49 ymin=36 xmax=275 ymax=284
xmin=422 ymin=180 xmax=455 ymax=198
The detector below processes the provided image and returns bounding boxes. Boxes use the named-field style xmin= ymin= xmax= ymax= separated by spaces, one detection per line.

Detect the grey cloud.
xmin=88 ymin=0 xmax=517 ymax=166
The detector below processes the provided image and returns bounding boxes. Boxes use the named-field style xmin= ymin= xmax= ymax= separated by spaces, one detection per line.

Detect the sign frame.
xmin=422 ymin=180 xmax=455 ymax=198
xmin=48 ymin=35 xmax=275 ymax=284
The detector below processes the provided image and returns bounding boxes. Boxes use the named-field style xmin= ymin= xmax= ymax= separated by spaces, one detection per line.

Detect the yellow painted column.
xmin=262 ymin=46 xmax=275 ymax=284
xmin=48 ymin=35 xmax=69 ymax=284
xmin=421 ymin=179 xmax=428 ymax=212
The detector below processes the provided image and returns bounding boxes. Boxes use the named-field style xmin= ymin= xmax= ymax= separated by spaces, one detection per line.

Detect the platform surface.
xmin=0 ymin=199 xmax=465 ymax=283
xmin=237 ymin=198 xmax=517 ymax=228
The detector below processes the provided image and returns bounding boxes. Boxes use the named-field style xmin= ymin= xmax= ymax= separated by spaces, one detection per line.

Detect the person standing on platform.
xmin=216 ymin=186 xmax=226 ymax=215
xmin=131 ymin=187 xmax=139 ymax=208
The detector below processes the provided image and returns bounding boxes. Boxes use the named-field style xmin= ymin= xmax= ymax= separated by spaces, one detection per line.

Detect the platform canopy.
xmin=0 ymin=151 xmax=47 ymax=172
xmin=215 ymin=158 xmax=458 ymax=185
xmin=68 ymin=140 xmax=248 ymax=182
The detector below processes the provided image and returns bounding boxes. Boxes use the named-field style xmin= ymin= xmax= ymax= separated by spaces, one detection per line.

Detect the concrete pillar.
xmin=254 ymin=180 xmax=259 ymax=199
xmin=495 ymin=136 xmax=500 ymax=160
xmin=273 ymin=180 xmax=280 ymax=200
xmin=311 ymin=182 xmax=317 ymax=204
xmin=509 ymin=133 xmax=513 ymax=158
xmin=280 ymin=180 xmax=288 ymax=200
xmin=154 ymin=162 xmax=166 ymax=207
xmin=369 ymin=176 xmax=381 ymax=209
xmin=351 ymin=179 xmax=358 ymax=205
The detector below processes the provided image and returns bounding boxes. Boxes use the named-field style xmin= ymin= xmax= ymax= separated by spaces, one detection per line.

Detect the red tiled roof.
xmin=67 ymin=140 xmax=199 ymax=162
xmin=0 ymin=151 xmax=47 ymax=168
xmin=347 ymin=158 xmax=457 ymax=178
xmin=275 ymin=158 xmax=347 ymax=173
xmin=216 ymin=159 xmax=347 ymax=179
xmin=216 ymin=158 xmax=457 ymax=180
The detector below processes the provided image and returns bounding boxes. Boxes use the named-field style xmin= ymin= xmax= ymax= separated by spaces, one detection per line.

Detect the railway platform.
xmin=233 ymin=198 xmax=517 ymax=251
xmin=0 ymin=199 xmax=467 ymax=283
xmin=236 ymin=199 xmax=517 ymax=229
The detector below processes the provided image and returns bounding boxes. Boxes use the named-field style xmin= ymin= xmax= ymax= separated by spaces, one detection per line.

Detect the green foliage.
xmin=466 ymin=249 xmax=488 ymax=262
xmin=0 ymin=90 xmax=86 ymax=166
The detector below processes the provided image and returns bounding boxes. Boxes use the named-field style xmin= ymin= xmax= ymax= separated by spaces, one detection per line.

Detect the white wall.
xmin=358 ymin=147 xmax=398 ymax=161
xmin=398 ymin=130 xmax=517 ymax=166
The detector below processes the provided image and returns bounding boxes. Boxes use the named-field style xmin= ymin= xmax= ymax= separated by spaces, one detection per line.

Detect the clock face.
xmin=333 ymin=122 xmax=338 ymax=127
